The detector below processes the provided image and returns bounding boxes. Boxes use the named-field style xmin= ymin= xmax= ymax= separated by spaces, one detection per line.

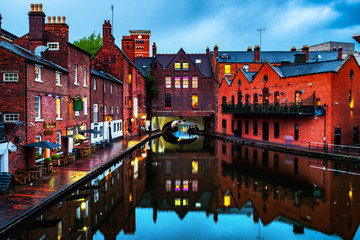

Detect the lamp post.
xmin=323 ymin=103 xmax=328 ymax=151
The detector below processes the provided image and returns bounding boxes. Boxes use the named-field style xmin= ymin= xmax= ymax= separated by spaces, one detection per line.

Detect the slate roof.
xmin=155 ymin=54 xmax=175 ymax=68
xmin=91 ymin=69 xmax=123 ymax=84
xmin=134 ymin=57 xmax=153 ymax=76
xmin=0 ymin=40 xmax=68 ymax=72
xmin=212 ymin=51 xmax=339 ymax=63
xmin=274 ymin=60 xmax=343 ymax=77
xmin=1 ymin=28 xmax=18 ymax=41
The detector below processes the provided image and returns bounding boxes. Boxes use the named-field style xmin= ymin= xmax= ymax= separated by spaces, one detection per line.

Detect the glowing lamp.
xmin=81 ymin=202 xmax=86 ymax=210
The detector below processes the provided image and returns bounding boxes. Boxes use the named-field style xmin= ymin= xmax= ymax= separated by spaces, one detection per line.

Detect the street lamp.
xmin=323 ymin=103 xmax=328 ymax=151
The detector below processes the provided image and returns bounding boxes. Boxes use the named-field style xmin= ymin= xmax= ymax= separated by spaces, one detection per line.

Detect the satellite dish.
xmin=315 ymin=106 xmax=325 ymax=116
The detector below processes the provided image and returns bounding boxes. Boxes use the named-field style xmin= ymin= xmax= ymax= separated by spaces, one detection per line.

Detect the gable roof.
xmin=213 ymin=51 xmax=339 ymax=63
xmin=134 ymin=57 xmax=153 ymax=76
xmin=91 ymin=68 xmax=123 ymax=84
xmin=274 ymin=60 xmax=343 ymax=77
xmin=0 ymin=40 xmax=68 ymax=72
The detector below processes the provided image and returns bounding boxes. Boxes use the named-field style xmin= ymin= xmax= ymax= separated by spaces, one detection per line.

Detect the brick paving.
xmin=0 ymin=134 xmax=153 ymax=232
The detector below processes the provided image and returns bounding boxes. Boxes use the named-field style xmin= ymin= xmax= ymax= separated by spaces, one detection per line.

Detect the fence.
xmin=309 ymin=142 xmax=360 ymax=156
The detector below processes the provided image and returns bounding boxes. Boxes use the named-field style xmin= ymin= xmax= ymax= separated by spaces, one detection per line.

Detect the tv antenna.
xmin=111 ymin=5 xmax=114 ymax=34
xmin=257 ymin=28 xmax=265 ymax=50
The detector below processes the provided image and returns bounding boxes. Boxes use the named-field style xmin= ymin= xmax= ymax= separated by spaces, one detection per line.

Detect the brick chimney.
xmin=333 ymin=46 xmax=337 ymax=51
xmin=152 ymin=42 xmax=157 ymax=57
xmin=254 ymin=45 xmax=260 ymax=62
xmin=247 ymin=46 xmax=252 ymax=52
xmin=122 ymin=36 xmax=135 ymax=62
xmin=28 ymin=4 xmax=45 ymax=42
xmin=302 ymin=45 xmax=309 ymax=62
xmin=206 ymin=46 xmax=209 ymax=54
xmin=291 ymin=47 xmax=296 ymax=52
xmin=338 ymin=46 xmax=342 ymax=60
xmin=214 ymin=44 xmax=218 ymax=58
xmin=45 ymin=16 xmax=69 ymax=41
xmin=103 ymin=20 xmax=114 ymax=43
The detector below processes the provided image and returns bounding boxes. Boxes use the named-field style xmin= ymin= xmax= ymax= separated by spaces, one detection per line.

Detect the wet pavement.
xmin=0 ymin=134 xmax=156 ymax=233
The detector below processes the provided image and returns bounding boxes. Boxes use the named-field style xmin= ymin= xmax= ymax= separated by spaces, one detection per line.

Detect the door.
xmin=262 ymin=122 xmax=269 ymax=141
xmin=68 ymin=137 xmax=73 ymax=153
xmin=353 ymin=127 xmax=359 ymax=145
xmin=237 ymin=120 xmax=242 ymax=138
xmin=262 ymin=88 xmax=269 ymax=104
xmin=334 ymin=128 xmax=341 ymax=146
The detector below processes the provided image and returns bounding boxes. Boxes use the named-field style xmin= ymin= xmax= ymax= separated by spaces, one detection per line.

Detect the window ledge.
xmin=35 ymin=119 xmax=44 ymax=122
xmin=56 ymin=84 xmax=62 ymax=87
xmin=74 ymin=83 xmax=79 ymax=86
xmin=75 ymin=143 xmax=80 ymax=146
xmin=56 ymin=118 xmax=63 ymax=121
xmin=83 ymin=85 xmax=88 ymax=88
xmin=224 ymin=73 xmax=232 ymax=76
xmin=84 ymin=140 xmax=88 ymax=143
xmin=35 ymin=79 xmax=43 ymax=83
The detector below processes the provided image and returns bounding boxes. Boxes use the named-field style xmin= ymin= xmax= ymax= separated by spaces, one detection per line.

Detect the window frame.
xmin=165 ymin=76 xmax=171 ymax=89
xmin=83 ymin=68 xmax=87 ymax=87
xmin=3 ymin=72 xmax=18 ymax=82
xmin=192 ymin=76 xmax=198 ymax=89
xmin=35 ymin=65 xmax=42 ymax=82
xmin=4 ymin=114 xmax=19 ymax=123
xmin=35 ymin=95 xmax=42 ymax=121
xmin=183 ymin=76 xmax=189 ymax=89
xmin=174 ymin=62 xmax=181 ymax=71
xmin=47 ymin=42 xmax=59 ymax=50
xmin=55 ymin=72 xmax=61 ymax=86
xmin=224 ymin=64 xmax=231 ymax=74
xmin=74 ymin=65 xmax=78 ymax=85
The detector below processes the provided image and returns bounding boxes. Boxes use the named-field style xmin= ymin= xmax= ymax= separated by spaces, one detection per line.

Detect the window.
xmin=222 ymin=119 xmax=226 ymax=133
xmin=243 ymin=64 xmax=249 ymax=72
xmin=110 ymin=84 xmax=113 ymax=94
xmin=274 ymin=122 xmax=279 ymax=139
xmin=35 ymin=135 xmax=42 ymax=155
xmin=175 ymin=77 xmax=181 ymax=89
xmin=93 ymin=79 xmax=96 ymax=90
xmin=165 ymin=77 xmax=171 ymax=88
xmin=104 ymin=83 xmax=106 ymax=93
xmin=35 ymin=66 xmax=42 ymax=82
xmin=35 ymin=96 xmax=41 ymax=120
xmin=183 ymin=77 xmax=188 ymax=88
xmin=116 ymin=106 xmax=119 ymax=114
xmin=3 ymin=73 xmax=18 ymax=82
xmin=231 ymin=120 xmax=234 ymax=132
xmin=4 ymin=114 xmax=19 ymax=122
xmin=175 ymin=62 xmax=180 ymax=70
xmin=253 ymin=93 xmax=258 ymax=104
xmin=192 ymin=180 xmax=198 ymax=192
xmin=237 ymin=91 xmax=242 ymax=104
xmin=245 ymin=121 xmax=249 ymax=134
xmin=225 ymin=64 xmax=231 ymax=74
xmin=183 ymin=62 xmax=189 ymax=71
xmin=84 ymin=97 xmax=88 ymax=115
xmin=56 ymin=132 xmax=61 ymax=145
xmin=253 ymin=121 xmax=258 ymax=136
xmin=111 ymin=105 xmax=114 ymax=114
xmin=295 ymin=124 xmax=299 ymax=141
xmin=104 ymin=105 xmax=107 ymax=115
xmin=245 ymin=94 xmax=250 ymax=104
xmin=47 ymin=42 xmax=59 ymax=50
xmin=263 ymin=75 xmax=268 ymax=83
xmin=129 ymin=74 xmax=132 ymax=83
xmin=55 ymin=72 xmax=61 ymax=86
xmin=183 ymin=198 xmax=189 ymax=206
xmin=222 ymin=96 xmax=227 ymax=105
xmin=93 ymin=104 xmax=98 ymax=123
xmin=166 ymin=180 xmax=171 ymax=192
xmin=100 ymin=126 xmax=103 ymax=137
xmin=116 ymin=87 xmax=119 ymax=95
xmin=274 ymin=92 xmax=280 ymax=104
xmin=192 ymin=76 xmax=198 ymax=89
xmin=83 ymin=68 xmax=87 ymax=87
xmin=175 ymin=198 xmax=181 ymax=206
xmin=192 ymin=95 xmax=198 ymax=108
xmin=195 ymin=59 xmax=201 ymax=64
xmin=192 ymin=161 xmax=198 ymax=174
xmin=165 ymin=94 xmax=171 ymax=108
xmin=175 ymin=180 xmax=181 ymax=192
xmin=94 ymin=127 xmax=98 ymax=138
xmin=74 ymin=65 xmax=78 ymax=85
xmin=295 ymin=92 xmax=300 ymax=105
xmin=56 ymin=97 xmax=61 ymax=119
xmin=183 ymin=180 xmax=189 ymax=191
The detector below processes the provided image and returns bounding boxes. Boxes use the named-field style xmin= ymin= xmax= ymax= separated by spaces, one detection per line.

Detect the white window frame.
xmin=93 ymin=79 xmax=96 ymax=91
xmin=104 ymin=105 xmax=107 ymax=115
xmin=56 ymin=132 xmax=62 ymax=146
xmin=84 ymin=97 xmax=88 ymax=115
xmin=83 ymin=68 xmax=87 ymax=87
xmin=116 ymin=106 xmax=119 ymax=114
xmin=110 ymin=84 xmax=113 ymax=94
xmin=111 ymin=105 xmax=113 ymax=115
xmin=47 ymin=42 xmax=59 ymax=50
xmin=93 ymin=104 xmax=98 ymax=123
xmin=35 ymin=65 xmax=42 ymax=82
xmin=243 ymin=64 xmax=249 ymax=72
xmin=3 ymin=72 xmax=18 ymax=82
xmin=104 ymin=83 xmax=106 ymax=93
xmin=35 ymin=135 xmax=42 ymax=159
xmin=74 ymin=65 xmax=78 ymax=85
xmin=195 ymin=59 xmax=201 ymax=64
xmin=35 ymin=95 xmax=43 ymax=121
xmin=56 ymin=97 xmax=62 ymax=120
xmin=55 ymin=72 xmax=61 ymax=86
xmin=4 ymin=114 xmax=19 ymax=122
xmin=192 ymin=76 xmax=198 ymax=89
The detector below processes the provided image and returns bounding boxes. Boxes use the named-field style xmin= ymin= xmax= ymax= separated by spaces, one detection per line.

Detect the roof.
xmin=155 ymin=54 xmax=175 ymax=68
xmin=212 ymin=51 xmax=339 ymax=63
xmin=1 ymin=28 xmax=18 ymax=41
xmin=274 ymin=60 xmax=343 ymax=77
xmin=91 ymin=68 xmax=123 ymax=84
xmin=0 ymin=40 xmax=68 ymax=72
xmin=353 ymin=33 xmax=360 ymax=44
xmin=134 ymin=57 xmax=153 ymax=76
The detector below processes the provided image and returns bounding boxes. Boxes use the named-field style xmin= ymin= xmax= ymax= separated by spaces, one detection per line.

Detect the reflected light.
xmin=83 ymin=226 xmax=87 ymax=231
xmin=81 ymin=202 xmax=86 ymax=210
xmin=349 ymin=189 xmax=353 ymax=199
xmin=224 ymin=195 xmax=230 ymax=207
xmin=142 ymin=152 xmax=147 ymax=158
xmin=129 ymin=193 xmax=133 ymax=202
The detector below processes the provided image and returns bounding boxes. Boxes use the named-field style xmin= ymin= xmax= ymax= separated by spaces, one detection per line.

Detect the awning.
xmin=24 ymin=141 xmax=61 ymax=149
xmin=80 ymin=129 xmax=102 ymax=134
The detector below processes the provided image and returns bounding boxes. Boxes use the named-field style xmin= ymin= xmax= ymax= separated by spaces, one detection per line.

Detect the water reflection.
xmin=9 ymin=137 xmax=360 ymax=240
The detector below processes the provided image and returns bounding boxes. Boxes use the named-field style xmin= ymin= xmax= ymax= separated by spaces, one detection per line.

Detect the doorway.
xmin=353 ymin=127 xmax=359 ymax=145
xmin=262 ymin=122 xmax=269 ymax=141
xmin=334 ymin=128 xmax=341 ymax=146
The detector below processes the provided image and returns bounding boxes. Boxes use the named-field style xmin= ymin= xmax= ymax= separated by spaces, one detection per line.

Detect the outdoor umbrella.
xmin=24 ymin=141 xmax=62 ymax=149
xmin=80 ymin=129 xmax=102 ymax=134
xmin=71 ymin=133 xmax=88 ymax=140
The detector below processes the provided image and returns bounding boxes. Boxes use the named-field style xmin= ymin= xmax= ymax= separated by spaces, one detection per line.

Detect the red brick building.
xmin=90 ymin=69 xmax=123 ymax=143
xmin=218 ymin=55 xmax=360 ymax=146
xmin=128 ymin=30 xmax=151 ymax=58
xmin=92 ymin=21 xmax=147 ymax=136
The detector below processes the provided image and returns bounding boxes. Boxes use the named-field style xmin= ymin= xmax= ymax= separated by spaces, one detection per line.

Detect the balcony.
xmin=221 ymin=102 xmax=314 ymax=115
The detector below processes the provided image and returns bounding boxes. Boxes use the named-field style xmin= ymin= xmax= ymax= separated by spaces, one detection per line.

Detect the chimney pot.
xmin=39 ymin=4 xmax=42 ymax=12
xmin=333 ymin=46 xmax=337 ymax=51
xmin=254 ymin=45 xmax=260 ymax=62
xmin=62 ymin=16 xmax=65 ymax=23
xmin=35 ymin=4 xmax=38 ymax=12
xmin=31 ymin=4 xmax=35 ymax=12
xmin=302 ymin=45 xmax=309 ymax=62
xmin=206 ymin=46 xmax=210 ymax=54
xmin=214 ymin=44 xmax=218 ymax=58
xmin=47 ymin=16 xmax=51 ymax=23
xmin=152 ymin=42 xmax=157 ymax=57
xmin=338 ymin=46 xmax=343 ymax=60
xmin=57 ymin=16 xmax=61 ymax=23
xmin=291 ymin=46 xmax=296 ymax=52
xmin=247 ymin=46 xmax=252 ymax=52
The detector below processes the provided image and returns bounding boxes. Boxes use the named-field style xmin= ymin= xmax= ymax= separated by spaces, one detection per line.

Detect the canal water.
xmin=8 ymin=136 xmax=360 ymax=240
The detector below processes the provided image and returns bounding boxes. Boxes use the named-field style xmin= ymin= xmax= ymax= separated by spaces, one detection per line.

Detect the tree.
xmin=145 ymin=70 xmax=158 ymax=131
xmin=73 ymin=32 xmax=102 ymax=59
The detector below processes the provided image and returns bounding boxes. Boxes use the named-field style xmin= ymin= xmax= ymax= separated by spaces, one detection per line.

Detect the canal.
xmin=8 ymin=136 xmax=360 ymax=239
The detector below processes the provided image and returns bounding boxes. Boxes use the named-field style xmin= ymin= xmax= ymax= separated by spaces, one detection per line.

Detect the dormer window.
xmin=195 ymin=59 xmax=201 ymax=64
xmin=47 ymin=42 xmax=59 ymax=50
xmin=221 ymin=54 xmax=229 ymax=59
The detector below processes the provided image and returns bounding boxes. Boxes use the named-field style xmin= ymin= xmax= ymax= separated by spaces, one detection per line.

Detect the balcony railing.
xmin=222 ymin=102 xmax=314 ymax=115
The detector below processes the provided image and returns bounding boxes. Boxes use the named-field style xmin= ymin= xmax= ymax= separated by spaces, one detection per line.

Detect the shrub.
xmin=36 ymin=153 xmax=43 ymax=159
xmin=52 ymin=154 xmax=60 ymax=160
xmin=57 ymin=148 xmax=63 ymax=152
xmin=44 ymin=157 xmax=52 ymax=163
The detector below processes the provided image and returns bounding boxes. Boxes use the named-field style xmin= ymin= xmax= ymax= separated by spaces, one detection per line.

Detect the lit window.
xmin=175 ymin=77 xmax=180 ymax=89
xmin=225 ymin=65 xmax=231 ymax=74
xmin=74 ymin=65 xmax=78 ymax=85
xmin=129 ymin=74 xmax=132 ymax=83
xmin=175 ymin=62 xmax=181 ymax=70
xmin=192 ymin=161 xmax=198 ymax=174
xmin=243 ymin=65 xmax=249 ymax=72
xmin=56 ymin=72 xmax=61 ymax=86
xmin=192 ymin=95 xmax=198 ymax=108
xmin=183 ymin=77 xmax=188 ymax=88
xmin=56 ymin=97 xmax=61 ymax=119
xmin=165 ymin=76 xmax=171 ymax=88
xmin=175 ymin=198 xmax=181 ymax=206
xmin=175 ymin=180 xmax=181 ymax=192
xmin=47 ymin=42 xmax=59 ymax=50
xmin=4 ymin=114 xmax=19 ymax=122
xmin=183 ymin=180 xmax=189 ymax=191
xmin=35 ymin=96 xmax=41 ymax=120
xmin=3 ymin=73 xmax=18 ymax=82
xmin=192 ymin=180 xmax=198 ymax=192
xmin=224 ymin=195 xmax=230 ymax=207
xmin=166 ymin=180 xmax=171 ymax=192
xmin=83 ymin=68 xmax=87 ymax=87
xmin=183 ymin=198 xmax=189 ymax=206
xmin=192 ymin=76 xmax=198 ymax=89
xmin=195 ymin=59 xmax=201 ymax=64
xmin=183 ymin=62 xmax=189 ymax=71
xmin=35 ymin=66 xmax=42 ymax=82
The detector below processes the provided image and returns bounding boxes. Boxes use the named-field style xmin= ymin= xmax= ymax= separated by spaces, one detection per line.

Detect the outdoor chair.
xmin=0 ymin=172 xmax=15 ymax=194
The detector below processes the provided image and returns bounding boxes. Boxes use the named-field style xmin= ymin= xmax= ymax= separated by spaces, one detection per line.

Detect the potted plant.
xmin=44 ymin=157 xmax=52 ymax=163
xmin=36 ymin=153 xmax=43 ymax=160
xmin=52 ymin=154 xmax=60 ymax=166
xmin=57 ymin=148 xmax=63 ymax=153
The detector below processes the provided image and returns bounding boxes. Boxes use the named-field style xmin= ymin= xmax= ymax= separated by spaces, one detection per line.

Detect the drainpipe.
xmin=25 ymin=61 xmax=28 ymax=168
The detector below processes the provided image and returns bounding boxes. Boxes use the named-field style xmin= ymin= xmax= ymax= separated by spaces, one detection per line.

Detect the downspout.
xmin=25 ymin=60 xmax=28 ymax=168
xmin=103 ymin=80 xmax=105 ymax=145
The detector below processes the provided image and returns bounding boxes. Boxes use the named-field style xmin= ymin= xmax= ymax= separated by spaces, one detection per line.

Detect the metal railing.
xmin=309 ymin=142 xmax=360 ymax=156
xmin=222 ymin=102 xmax=314 ymax=115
